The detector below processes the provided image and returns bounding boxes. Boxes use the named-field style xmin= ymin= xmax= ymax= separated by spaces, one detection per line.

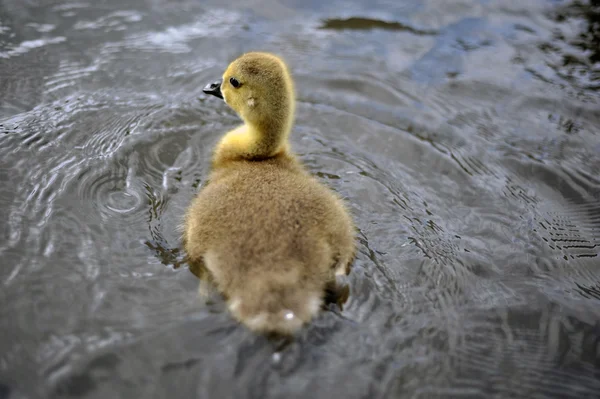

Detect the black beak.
xmin=203 ymin=80 xmax=223 ymax=99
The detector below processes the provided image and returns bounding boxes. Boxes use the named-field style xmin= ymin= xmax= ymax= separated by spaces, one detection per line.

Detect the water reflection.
xmin=319 ymin=17 xmax=437 ymax=35
xmin=541 ymin=0 xmax=600 ymax=91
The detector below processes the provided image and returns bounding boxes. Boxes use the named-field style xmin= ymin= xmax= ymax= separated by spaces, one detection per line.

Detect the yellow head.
xmin=203 ymin=52 xmax=296 ymax=161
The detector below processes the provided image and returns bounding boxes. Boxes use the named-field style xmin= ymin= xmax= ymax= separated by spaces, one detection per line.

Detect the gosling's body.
xmin=184 ymin=52 xmax=355 ymax=335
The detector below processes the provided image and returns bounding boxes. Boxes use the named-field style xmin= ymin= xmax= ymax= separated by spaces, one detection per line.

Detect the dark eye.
xmin=229 ymin=77 xmax=241 ymax=88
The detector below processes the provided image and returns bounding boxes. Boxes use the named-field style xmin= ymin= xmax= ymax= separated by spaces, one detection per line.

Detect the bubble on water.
xmin=272 ymin=352 xmax=281 ymax=364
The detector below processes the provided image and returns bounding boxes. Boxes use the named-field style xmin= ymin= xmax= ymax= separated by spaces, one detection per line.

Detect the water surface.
xmin=1 ymin=0 xmax=599 ymax=397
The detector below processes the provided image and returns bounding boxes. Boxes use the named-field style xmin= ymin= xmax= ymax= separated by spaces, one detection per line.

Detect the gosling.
xmin=183 ymin=52 xmax=356 ymax=336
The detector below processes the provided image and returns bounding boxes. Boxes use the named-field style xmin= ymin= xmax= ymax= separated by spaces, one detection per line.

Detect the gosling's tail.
xmin=228 ymin=286 xmax=323 ymax=336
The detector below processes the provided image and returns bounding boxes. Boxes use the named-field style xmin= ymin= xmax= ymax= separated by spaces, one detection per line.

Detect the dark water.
xmin=1 ymin=0 xmax=599 ymax=397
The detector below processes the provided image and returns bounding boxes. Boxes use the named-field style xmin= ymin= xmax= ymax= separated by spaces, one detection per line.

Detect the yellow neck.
xmin=212 ymin=113 xmax=293 ymax=167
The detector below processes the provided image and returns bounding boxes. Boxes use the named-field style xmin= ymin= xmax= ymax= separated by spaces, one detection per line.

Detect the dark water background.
xmin=1 ymin=0 xmax=599 ymax=398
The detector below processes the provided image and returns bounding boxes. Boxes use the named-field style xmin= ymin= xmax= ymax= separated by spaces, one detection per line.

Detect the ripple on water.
xmin=76 ymin=161 xmax=145 ymax=227
xmin=293 ymin=53 xmax=599 ymax=375
xmin=122 ymin=9 xmax=242 ymax=54
xmin=0 ymin=36 xmax=66 ymax=59
xmin=0 ymin=92 xmax=164 ymax=286
xmin=541 ymin=1 xmax=600 ymax=92
xmin=73 ymin=10 xmax=143 ymax=32
xmin=298 ymin=106 xmax=486 ymax=332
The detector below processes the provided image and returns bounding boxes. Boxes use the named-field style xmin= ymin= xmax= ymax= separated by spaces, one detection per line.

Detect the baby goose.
xmin=184 ymin=52 xmax=356 ymax=336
